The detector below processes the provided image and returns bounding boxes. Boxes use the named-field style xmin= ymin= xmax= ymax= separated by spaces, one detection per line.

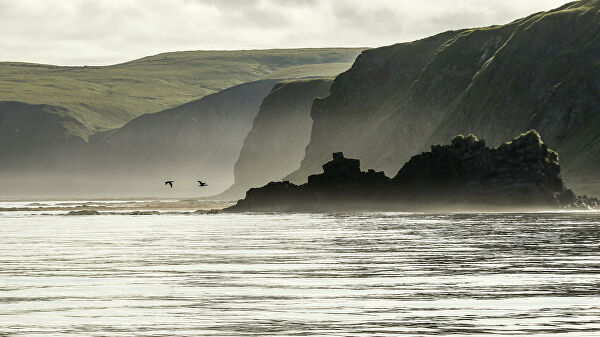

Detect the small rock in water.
xmin=66 ymin=210 xmax=100 ymax=216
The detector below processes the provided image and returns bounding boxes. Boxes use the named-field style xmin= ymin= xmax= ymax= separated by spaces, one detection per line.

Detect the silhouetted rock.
xmin=229 ymin=152 xmax=389 ymax=211
xmin=227 ymin=130 xmax=593 ymax=212
xmin=568 ymin=194 xmax=600 ymax=210
xmin=66 ymin=210 xmax=100 ymax=216
xmin=392 ymin=130 xmax=566 ymax=207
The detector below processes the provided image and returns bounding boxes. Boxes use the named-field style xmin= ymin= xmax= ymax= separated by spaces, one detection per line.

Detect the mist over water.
xmin=1 ymin=207 xmax=600 ymax=336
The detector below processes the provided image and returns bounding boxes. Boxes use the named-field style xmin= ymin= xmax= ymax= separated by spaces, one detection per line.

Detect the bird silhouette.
xmin=165 ymin=180 xmax=174 ymax=188
xmin=197 ymin=180 xmax=208 ymax=187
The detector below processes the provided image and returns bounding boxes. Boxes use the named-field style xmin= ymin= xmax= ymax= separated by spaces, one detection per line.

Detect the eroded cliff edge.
xmin=214 ymin=78 xmax=333 ymax=200
xmin=227 ymin=131 xmax=598 ymax=212
xmin=285 ymin=0 xmax=600 ymax=196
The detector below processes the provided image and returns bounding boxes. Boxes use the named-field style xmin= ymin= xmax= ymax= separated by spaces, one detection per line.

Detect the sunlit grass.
xmin=0 ymin=48 xmax=362 ymax=136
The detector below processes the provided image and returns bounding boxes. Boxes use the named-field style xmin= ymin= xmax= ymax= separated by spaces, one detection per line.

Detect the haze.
xmin=1 ymin=0 xmax=573 ymax=65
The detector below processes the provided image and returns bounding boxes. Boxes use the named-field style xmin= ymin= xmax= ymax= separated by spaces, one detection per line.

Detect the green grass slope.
xmin=288 ymin=0 xmax=600 ymax=195
xmin=0 ymin=48 xmax=362 ymax=137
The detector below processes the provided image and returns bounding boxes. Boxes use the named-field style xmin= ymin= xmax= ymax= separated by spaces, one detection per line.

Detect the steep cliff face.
xmin=0 ymin=80 xmax=279 ymax=198
xmin=285 ymin=30 xmax=464 ymax=182
xmin=288 ymin=0 xmax=600 ymax=195
xmin=216 ymin=78 xmax=332 ymax=200
xmin=0 ymin=101 xmax=87 ymax=171
xmin=85 ymin=80 xmax=280 ymax=196
xmin=0 ymin=48 xmax=363 ymax=198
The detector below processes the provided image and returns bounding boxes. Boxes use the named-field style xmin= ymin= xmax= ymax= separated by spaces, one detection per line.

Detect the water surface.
xmin=1 ymin=208 xmax=599 ymax=336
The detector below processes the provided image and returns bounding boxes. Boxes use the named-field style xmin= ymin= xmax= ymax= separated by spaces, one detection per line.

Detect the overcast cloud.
xmin=0 ymin=0 xmax=573 ymax=65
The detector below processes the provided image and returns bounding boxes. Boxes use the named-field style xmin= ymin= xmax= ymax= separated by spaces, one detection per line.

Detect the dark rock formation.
xmin=227 ymin=131 xmax=586 ymax=212
xmin=66 ymin=210 xmax=101 ymax=216
xmin=228 ymin=151 xmax=390 ymax=212
xmin=392 ymin=130 xmax=571 ymax=207
xmin=568 ymin=194 xmax=600 ymax=210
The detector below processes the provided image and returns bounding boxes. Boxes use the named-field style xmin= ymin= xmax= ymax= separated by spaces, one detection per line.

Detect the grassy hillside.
xmin=288 ymin=0 xmax=600 ymax=195
xmin=0 ymin=48 xmax=362 ymax=138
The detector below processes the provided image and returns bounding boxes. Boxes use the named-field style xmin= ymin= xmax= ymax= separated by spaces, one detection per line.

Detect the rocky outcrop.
xmin=214 ymin=78 xmax=333 ymax=200
xmin=228 ymin=152 xmax=390 ymax=212
xmin=287 ymin=0 xmax=600 ymax=196
xmin=227 ymin=131 xmax=583 ymax=212
xmin=392 ymin=130 xmax=570 ymax=207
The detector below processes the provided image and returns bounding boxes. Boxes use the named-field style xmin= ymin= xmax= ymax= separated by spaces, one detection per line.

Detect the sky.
xmin=0 ymin=0 xmax=574 ymax=66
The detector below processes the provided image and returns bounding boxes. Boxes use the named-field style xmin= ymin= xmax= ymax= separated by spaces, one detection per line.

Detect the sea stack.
xmin=227 ymin=130 xmax=592 ymax=212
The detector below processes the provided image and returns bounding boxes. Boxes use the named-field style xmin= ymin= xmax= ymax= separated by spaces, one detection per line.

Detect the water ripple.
xmin=1 ymin=211 xmax=599 ymax=336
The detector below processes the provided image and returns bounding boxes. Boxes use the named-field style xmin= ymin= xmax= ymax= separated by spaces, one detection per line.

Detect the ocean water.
xmin=1 ymin=204 xmax=599 ymax=336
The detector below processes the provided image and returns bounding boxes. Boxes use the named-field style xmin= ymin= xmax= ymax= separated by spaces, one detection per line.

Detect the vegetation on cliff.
xmin=0 ymin=48 xmax=362 ymax=137
xmin=287 ymin=0 xmax=600 ymax=195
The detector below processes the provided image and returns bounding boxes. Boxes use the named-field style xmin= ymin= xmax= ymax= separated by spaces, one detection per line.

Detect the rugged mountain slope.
xmin=87 ymin=80 xmax=279 ymax=196
xmin=0 ymin=48 xmax=362 ymax=137
xmin=0 ymin=80 xmax=278 ymax=197
xmin=288 ymin=0 xmax=600 ymax=195
xmin=0 ymin=48 xmax=363 ymax=198
xmin=216 ymin=78 xmax=333 ymax=200
xmin=0 ymin=102 xmax=87 ymax=170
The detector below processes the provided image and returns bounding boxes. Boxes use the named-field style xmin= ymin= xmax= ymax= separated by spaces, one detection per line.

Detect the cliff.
xmin=392 ymin=131 xmax=567 ymax=206
xmin=228 ymin=131 xmax=585 ymax=212
xmin=0 ymin=102 xmax=87 ymax=171
xmin=286 ymin=0 xmax=600 ymax=196
xmin=0 ymin=49 xmax=363 ymax=198
xmin=215 ymin=78 xmax=333 ymax=200
xmin=87 ymin=80 xmax=280 ymax=196
xmin=0 ymin=80 xmax=278 ymax=197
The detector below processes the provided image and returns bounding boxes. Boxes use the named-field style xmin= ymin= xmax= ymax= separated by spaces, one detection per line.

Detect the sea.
xmin=1 ymin=200 xmax=599 ymax=336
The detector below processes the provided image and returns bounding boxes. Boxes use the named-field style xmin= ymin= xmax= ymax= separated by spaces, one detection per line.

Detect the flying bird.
xmin=197 ymin=180 xmax=208 ymax=187
xmin=165 ymin=180 xmax=174 ymax=188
